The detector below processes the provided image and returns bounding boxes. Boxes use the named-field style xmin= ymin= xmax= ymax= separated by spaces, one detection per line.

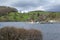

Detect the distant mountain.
xmin=0 ymin=6 xmax=18 ymax=16
xmin=29 ymin=10 xmax=58 ymax=13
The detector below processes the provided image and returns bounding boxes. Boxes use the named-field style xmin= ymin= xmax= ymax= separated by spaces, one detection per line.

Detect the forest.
xmin=0 ymin=6 xmax=60 ymax=22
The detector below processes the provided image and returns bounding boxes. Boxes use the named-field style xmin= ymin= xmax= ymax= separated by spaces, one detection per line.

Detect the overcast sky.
xmin=0 ymin=0 xmax=60 ymax=12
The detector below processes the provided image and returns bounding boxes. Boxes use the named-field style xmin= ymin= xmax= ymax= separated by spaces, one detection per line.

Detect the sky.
xmin=0 ymin=0 xmax=60 ymax=12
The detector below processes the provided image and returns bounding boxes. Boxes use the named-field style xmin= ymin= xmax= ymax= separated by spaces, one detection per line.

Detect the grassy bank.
xmin=0 ymin=11 xmax=60 ymax=22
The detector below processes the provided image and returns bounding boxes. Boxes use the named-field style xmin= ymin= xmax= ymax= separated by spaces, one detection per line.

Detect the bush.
xmin=0 ymin=27 xmax=42 ymax=40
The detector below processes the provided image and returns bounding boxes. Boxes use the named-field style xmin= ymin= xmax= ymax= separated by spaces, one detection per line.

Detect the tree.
xmin=48 ymin=12 xmax=56 ymax=19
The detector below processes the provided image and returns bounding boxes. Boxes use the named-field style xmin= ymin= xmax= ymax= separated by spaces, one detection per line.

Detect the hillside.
xmin=0 ymin=6 xmax=18 ymax=16
xmin=0 ymin=6 xmax=60 ymax=22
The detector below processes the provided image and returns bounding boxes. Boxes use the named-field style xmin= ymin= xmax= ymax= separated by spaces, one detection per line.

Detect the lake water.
xmin=0 ymin=22 xmax=60 ymax=40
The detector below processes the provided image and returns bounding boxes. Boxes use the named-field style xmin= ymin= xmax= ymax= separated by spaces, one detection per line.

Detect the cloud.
xmin=45 ymin=5 xmax=60 ymax=12
xmin=40 ymin=0 xmax=60 ymax=12
xmin=0 ymin=0 xmax=60 ymax=12
xmin=0 ymin=0 xmax=41 ymax=11
xmin=0 ymin=0 xmax=20 ymax=6
xmin=11 ymin=0 xmax=41 ymax=11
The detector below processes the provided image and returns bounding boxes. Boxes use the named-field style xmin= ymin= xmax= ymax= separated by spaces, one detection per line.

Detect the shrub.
xmin=0 ymin=27 xmax=42 ymax=40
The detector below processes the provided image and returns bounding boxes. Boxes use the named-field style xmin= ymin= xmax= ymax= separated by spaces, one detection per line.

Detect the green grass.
xmin=0 ymin=11 xmax=60 ymax=22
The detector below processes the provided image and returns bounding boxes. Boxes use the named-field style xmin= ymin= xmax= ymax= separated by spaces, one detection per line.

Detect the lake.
xmin=0 ymin=22 xmax=60 ymax=40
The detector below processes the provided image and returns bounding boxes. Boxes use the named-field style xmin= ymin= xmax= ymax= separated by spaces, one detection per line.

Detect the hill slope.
xmin=0 ymin=6 xmax=60 ymax=22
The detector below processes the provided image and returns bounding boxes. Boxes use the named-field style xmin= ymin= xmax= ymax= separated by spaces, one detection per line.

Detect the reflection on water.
xmin=0 ymin=22 xmax=60 ymax=40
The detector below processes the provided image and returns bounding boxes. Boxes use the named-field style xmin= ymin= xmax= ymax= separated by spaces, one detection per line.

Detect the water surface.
xmin=0 ymin=22 xmax=60 ymax=40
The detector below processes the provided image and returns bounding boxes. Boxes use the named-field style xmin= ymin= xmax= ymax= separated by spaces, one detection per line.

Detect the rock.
xmin=0 ymin=27 xmax=42 ymax=40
